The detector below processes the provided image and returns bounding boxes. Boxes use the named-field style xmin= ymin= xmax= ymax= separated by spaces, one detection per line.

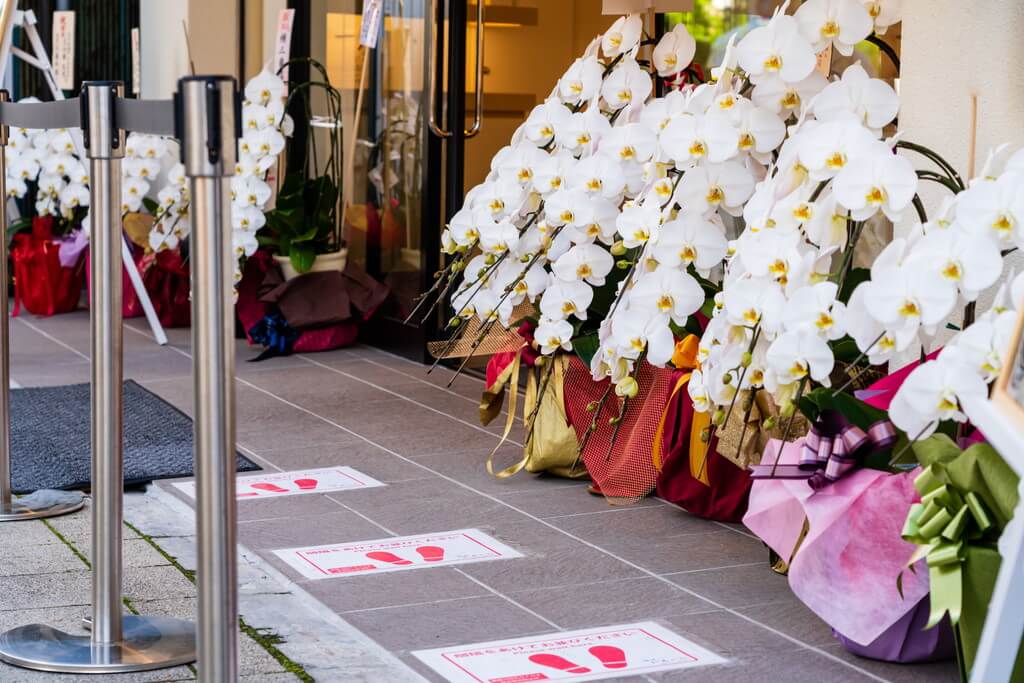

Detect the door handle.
xmin=464 ymin=0 xmax=484 ymax=138
xmin=427 ymin=0 xmax=484 ymax=139
xmin=427 ymin=0 xmax=451 ymax=138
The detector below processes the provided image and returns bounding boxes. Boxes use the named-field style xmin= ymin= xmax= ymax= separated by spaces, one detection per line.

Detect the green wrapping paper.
xmin=907 ymin=436 xmax=1023 ymax=681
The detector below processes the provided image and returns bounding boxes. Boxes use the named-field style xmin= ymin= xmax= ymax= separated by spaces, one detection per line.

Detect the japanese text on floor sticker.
xmin=273 ymin=529 xmax=522 ymax=580
xmin=172 ymin=466 xmax=385 ymax=500
xmin=412 ymin=622 xmax=726 ymax=682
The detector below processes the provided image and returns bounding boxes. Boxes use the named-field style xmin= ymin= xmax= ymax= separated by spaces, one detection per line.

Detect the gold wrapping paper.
xmin=716 ymin=390 xmax=810 ymax=469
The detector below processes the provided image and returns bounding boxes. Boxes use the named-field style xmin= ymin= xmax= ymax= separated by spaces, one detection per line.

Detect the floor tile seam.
xmin=354 ymin=347 xmax=489 ymax=388
xmin=15 ymin=317 xmax=90 ymax=361
xmin=542 ymin=504 xmax=668 ymax=520
xmin=295 ymin=354 xmax=525 ymax=447
xmin=344 ymin=353 xmax=523 ymax=424
xmin=338 ymin=593 xmax=496 ymax=615
xmin=229 ymin=382 xmax=892 ymax=682
xmin=123 ymin=323 xmax=890 ymax=682
xmin=658 ymin=561 xmax=768 ymax=576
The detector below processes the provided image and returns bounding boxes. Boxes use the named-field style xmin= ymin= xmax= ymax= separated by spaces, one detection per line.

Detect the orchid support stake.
xmin=888 ymin=421 xmax=939 ymax=467
xmin=831 ymin=331 xmax=886 ymax=397
xmin=769 ymin=376 xmax=808 ymax=477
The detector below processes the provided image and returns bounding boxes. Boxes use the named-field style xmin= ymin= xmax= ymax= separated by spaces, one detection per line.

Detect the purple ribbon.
xmin=58 ymin=228 xmax=88 ymax=268
xmin=801 ymin=410 xmax=897 ymax=489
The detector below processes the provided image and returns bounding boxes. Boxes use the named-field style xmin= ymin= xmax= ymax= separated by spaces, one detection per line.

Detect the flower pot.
xmin=11 ymin=217 xmax=86 ymax=316
xmin=273 ymin=248 xmax=347 ymax=281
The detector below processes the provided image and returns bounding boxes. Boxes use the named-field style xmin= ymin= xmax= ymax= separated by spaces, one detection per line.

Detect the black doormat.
xmin=10 ymin=380 xmax=260 ymax=493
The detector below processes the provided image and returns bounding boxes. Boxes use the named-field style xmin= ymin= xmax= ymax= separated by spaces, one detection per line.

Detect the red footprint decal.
xmin=250 ymin=483 xmax=288 ymax=494
xmin=294 ymin=478 xmax=318 ymax=490
xmin=528 ymin=653 xmax=591 ymax=674
xmin=588 ymin=645 xmax=627 ymax=669
xmin=416 ymin=546 xmax=445 ymax=562
xmin=366 ymin=551 xmax=413 ymax=566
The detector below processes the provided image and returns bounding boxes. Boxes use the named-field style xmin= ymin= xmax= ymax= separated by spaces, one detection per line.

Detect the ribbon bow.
xmin=800 ymin=409 xmax=897 ymax=489
xmin=248 ymin=313 xmax=299 ymax=361
xmin=901 ymin=463 xmax=994 ymax=629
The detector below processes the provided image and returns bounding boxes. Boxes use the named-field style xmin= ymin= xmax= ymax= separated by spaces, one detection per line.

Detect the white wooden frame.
xmin=962 ymin=303 xmax=1024 ymax=683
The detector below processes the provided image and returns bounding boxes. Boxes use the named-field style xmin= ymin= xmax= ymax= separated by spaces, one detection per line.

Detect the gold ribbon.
xmin=901 ymin=464 xmax=994 ymax=629
xmin=651 ymin=335 xmax=702 ymax=478
xmin=484 ymin=343 xmax=528 ymax=478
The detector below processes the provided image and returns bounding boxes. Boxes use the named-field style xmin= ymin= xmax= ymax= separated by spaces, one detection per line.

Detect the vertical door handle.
xmin=464 ymin=0 xmax=484 ymax=138
xmin=427 ymin=0 xmax=452 ymax=138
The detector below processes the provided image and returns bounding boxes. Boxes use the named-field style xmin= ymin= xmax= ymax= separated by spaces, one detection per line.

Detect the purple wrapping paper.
xmin=834 ymin=595 xmax=955 ymax=664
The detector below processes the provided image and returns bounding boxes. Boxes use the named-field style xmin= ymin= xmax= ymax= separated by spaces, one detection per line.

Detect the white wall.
xmin=139 ymin=0 xmax=190 ymax=98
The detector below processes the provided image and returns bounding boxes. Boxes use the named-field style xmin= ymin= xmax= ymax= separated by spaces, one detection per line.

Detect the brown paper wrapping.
xmin=716 ymin=390 xmax=810 ymax=469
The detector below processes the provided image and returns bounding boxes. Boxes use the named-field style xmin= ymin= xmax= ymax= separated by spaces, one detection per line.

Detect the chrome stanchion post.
xmin=178 ymin=75 xmax=239 ymax=683
xmin=0 ymin=88 xmax=84 ymax=522
xmin=0 ymin=83 xmax=195 ymax=673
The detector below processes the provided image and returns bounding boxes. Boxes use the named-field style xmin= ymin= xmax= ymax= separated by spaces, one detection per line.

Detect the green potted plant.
xmin=260 ymin=60 xmax=346 ymax=280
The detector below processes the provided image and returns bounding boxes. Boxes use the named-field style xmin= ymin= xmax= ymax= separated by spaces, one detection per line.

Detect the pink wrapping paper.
xmin=744 ymin=438 xmax=930 ymax=646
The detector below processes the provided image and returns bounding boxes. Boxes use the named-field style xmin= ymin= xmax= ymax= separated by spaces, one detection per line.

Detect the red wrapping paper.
xmin=141 ymin=249 xmax=191 ymax=328
xmin=12 ymin=216 xmax=85 ymax=317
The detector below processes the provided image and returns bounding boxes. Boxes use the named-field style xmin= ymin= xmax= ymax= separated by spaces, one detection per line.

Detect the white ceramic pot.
xmin=274 ymin=248 xmax=348 ymax=282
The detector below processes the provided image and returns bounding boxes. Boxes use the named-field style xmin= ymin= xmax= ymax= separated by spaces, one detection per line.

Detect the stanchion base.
xmin=0 ymin=490 xmax=85 ymax=522
xmin=0 ymin=615 xmax=196 ymax=673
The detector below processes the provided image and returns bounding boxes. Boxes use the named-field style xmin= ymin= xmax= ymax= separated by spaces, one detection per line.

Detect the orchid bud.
xmin=484 ymin=253 xmax=496 ymax=265
xmin=763 ymin=417 xmax=777 ymax=430
xmin=615 ymin=377 xmax=639 ymax=398
xmin=608 ymin=416 xmax=622 ymax=425
xmin=616 ymin=259 xmax=631 ymax=270
xmin=586 ymin=401 xmax=599 ymax=412
xmin=447 ymin=316 xmax=461 ymax=328
xmin=722 ymin=372 xmax=732 ymax=385
xmin=740 ymin=352 xmax=752 ymax=368
xmin=610 ymin=241 xmax=627 ymax=256
xmin=712 ymin=408 xmax=725 ymax=425
xmin=780 ymin=401 xmax=796 ymax=418
xmin=535 ymin=356 xmax=547 ymax=367
xmin=451 ymin=260 xmax=465 ymax=272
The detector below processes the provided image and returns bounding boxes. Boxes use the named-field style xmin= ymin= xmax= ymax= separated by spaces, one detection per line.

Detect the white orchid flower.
xmin=736 ymin=13 xmax=816 ymax=84
xmin=471 ymin=284 xmax=516 ymax=326
xmin=42 ymin=154 xmax=76 ymax=177
xmin=232 ymin=205 xmax=266 ymax=232
xmin=120 ymin=178 xmax=147 ymax=212
xmin=601 ymin=14 xmax=643 ymax=57
xmin=652 ymin=212 xmax=728 ymax=275
xmin=535 ymin=318 xmax=574 ymax=354
xmin=813 ymin=64 xmax=900 ymax=133
xmin=766 ymin=330 xmax=835 ymax=387
xmin=240 ymin=127 xmax=285 ymax=159
xmin=244 ymin=69 xmax=286 ymax=107
xmin=568 ymin=153 xmax=627 ymax=201
xmin=557 ymin=108 xmax=612 ymax=157
xmin=955 ymin=171 xmax=1024 ymax=246
xmin=558 ymin=56 xmax=603 ymax=105
xmin=688 ymin=369 xmax=713 ymax=412
xmin=795 ymin=0 xmax=873 ymax=56
xmin=524 ymin=99 xmax=573 ymax=148
xmin=803 ymin=192 xmax=850 ymax=251
xmin=471 ymin=179 xmax=526 ymax=219
xmin=611 ymin=308 xmax=676 ymax=365
xmin=661 ymin=111 xmax=740 ymax=166
xmin=447 ymin=206 xmax=489 ymax=247
xmin=913 ymin=228 xmax=1003 ymax=302
xmin=531 ymin=153 xmax=575 ymax=197
xmin=540 ymin=278 xmax=594 ymax=321
xmin=630 ymin=268 xmax=704 ymax=325
xmin=730 ymin=101 xmax=787 ymax=161
xmin=844 ymin=283 xmax=898 ymax=364
xmin=782 ymin=281 xmax=847 ymax=340
xmin=889 ymin=347 xmax=988 ymax=438
xmin=653 ymin=24 xmax=697 ymax=77
xmin=863 ymin=0 xmax=903 ymax=34
xmin=124 ymin=157 xmax=161 ymax=180
xmin=833 ymin=148 xmax=917 ymax=221
xmin=230 ymin=175 xmax=272 ymax=208
xmin=233 ymin=229 xmax=259 ymax=259
xmin=478 ymin=219 xmax=520 ymax=255
xmin=677 ymin=160 xmax=755 ymax=216
xmin=601 ymin=123 xmax=658 ymax=165
xmin=797 ymin=118 xmax=877 ymax=181
xmin=495 ymin=143 xmax=549 ymax=187
xmin=862 ymin=262 xmax=957 ymax=349
xmin=616 ymin=201 xmax=662 ymax=248
xmin=724 ymin=277 xmax=786 ymax=332
xmin=552 ymin=243 xmax=615 ymax=286
xmin=601 ymin=59 xmax=652 ymax=111
xmin=751 ymin=71 xmax=828 ymax=116
xmin=950 ymin=311 xmax=1017 ymax=383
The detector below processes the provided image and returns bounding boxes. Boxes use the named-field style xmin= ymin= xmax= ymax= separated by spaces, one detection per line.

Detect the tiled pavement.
xmin=3 ymin=310 xmax=959 ymax=682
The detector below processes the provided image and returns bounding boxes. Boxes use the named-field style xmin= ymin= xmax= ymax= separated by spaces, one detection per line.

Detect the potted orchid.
xmin=257 ymin=60 xmax=345 ymax=281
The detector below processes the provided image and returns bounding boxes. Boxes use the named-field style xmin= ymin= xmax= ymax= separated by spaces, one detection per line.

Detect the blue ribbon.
xmin=248 ymin=313 xmax=298 ymax=361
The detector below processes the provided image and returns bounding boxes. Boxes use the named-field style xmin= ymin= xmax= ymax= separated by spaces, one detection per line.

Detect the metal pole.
xmin=0 ymin=88 xmax=83 ymax=522
xmin=0 ymin=83 xmax=195 ymax=673
xmin=178 ymin=75 xmax=239 ymax=683
xmin=85 ymin=80 xmax=126 ymax=647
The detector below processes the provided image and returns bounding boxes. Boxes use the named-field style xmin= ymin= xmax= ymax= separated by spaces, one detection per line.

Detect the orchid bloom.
xmin=653 ymin=24 xmax=697 ymax=77
xmin=736 ymin=13 xmax=817 ymax=85
xmin=795 ymin=0 xmax=873 ymax=56
xmin=601 ymin=14 xmax=643 ymax=58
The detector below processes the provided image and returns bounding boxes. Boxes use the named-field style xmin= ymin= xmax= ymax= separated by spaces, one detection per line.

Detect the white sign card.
xmin=51 ymin=11 xmax=75 ymax=90
xmin=413 ymin=621 xmax=726 ymax=682
xmin=273 ymin=8 xmax=296 ymax=81
xmin=172 ymin=466 xmax=384 ymax=500
xmin=274 ymin=529 xmax=522 ymax=580
xmin=359 ymin=0 xmax=384 ymax=49
xmin=130 ymin=27 xmax=140 ymax=95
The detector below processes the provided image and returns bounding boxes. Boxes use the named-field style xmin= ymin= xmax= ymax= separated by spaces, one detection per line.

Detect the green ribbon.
xmin=901 ymin=465 xmax=994 ymax=630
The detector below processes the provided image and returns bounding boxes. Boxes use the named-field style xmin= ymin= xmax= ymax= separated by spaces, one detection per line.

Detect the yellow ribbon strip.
xmin=485 ymin=343 xmax=528 ymax=478
xmin=651 ymin=335 xmax=701 ymax=475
